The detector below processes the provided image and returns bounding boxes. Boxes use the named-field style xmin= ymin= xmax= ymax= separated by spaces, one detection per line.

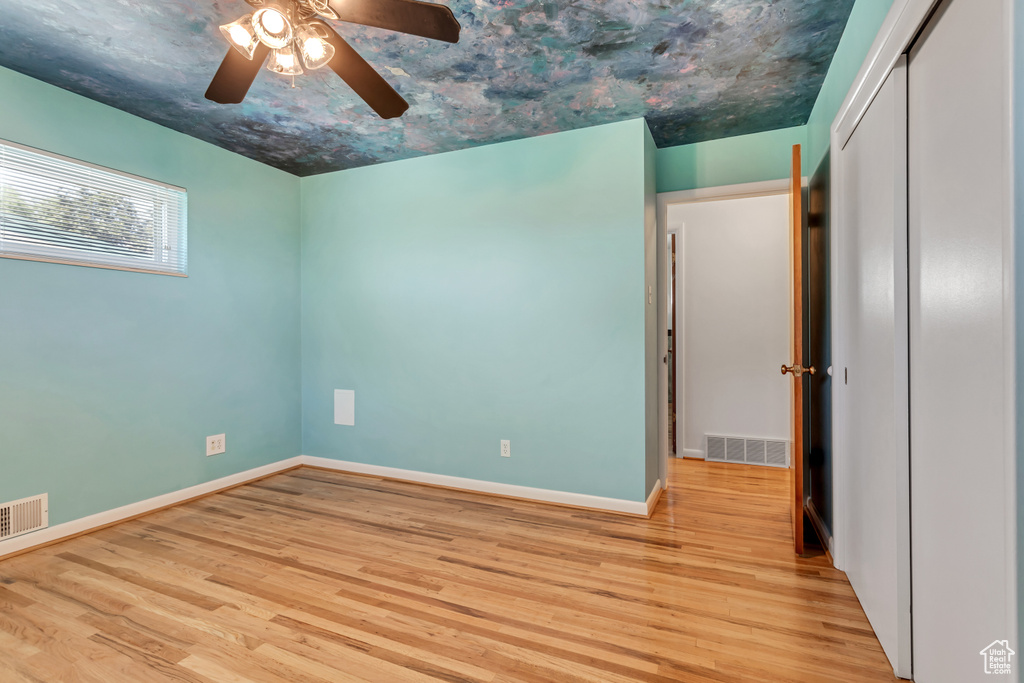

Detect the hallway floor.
xmin=0 ymin=458 xmax=896 ymax=681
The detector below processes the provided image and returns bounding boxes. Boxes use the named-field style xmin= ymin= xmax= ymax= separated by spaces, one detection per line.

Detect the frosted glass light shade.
xmin=267 ymin=44 xmax=304 ymax=75
xmin=296 ymin=23 xmax=335 ymax=70
xmin=219 ymin=14 xmax=259 ymax=60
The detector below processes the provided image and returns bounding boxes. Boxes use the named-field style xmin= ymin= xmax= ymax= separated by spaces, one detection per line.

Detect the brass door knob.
xmin=781 ymin=364 xmax=816 ymax=377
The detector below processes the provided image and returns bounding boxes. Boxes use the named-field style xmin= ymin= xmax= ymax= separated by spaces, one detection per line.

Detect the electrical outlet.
xmin=206 ymin=434 xmax=226 ymax=457
xmin=500 ymin=440 xmax=511 ymax=458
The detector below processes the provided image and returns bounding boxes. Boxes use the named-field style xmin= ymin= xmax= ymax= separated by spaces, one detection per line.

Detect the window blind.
xmin=0 ymin=139 xmax=187 ymax=275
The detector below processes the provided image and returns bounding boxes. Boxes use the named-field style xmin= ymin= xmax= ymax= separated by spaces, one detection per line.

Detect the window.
xmin=0 ymin=139 xmax=187 ymax=276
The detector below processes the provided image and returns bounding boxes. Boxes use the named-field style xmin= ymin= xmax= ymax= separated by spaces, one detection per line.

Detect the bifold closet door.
xmin=908 ymin=0 xmax=1015 ymax=680
xmin=836 ymin=56 xmax=911 ymax=678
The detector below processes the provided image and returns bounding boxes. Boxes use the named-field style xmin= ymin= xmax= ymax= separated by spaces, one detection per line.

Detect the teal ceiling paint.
xmin=0 ymin=66 xmax=302 ymax=526
xmin=301 ymin=119 xmax=651 ymax=502
xmin=0 ymin=0 xmax=855 ymax=176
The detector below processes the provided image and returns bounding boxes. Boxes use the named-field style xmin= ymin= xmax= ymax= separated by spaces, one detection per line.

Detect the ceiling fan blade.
xmin=205 ymin=44 xmax=271 ymax=104
xmin=327 ymin=0 xmax=460 ymax=43
xmin=320 ymin=24 xmax=410 ymax=119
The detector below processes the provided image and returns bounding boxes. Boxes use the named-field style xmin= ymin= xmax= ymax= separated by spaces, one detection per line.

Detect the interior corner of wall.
xmin=641 ymin=118 xmax=656 ymax=144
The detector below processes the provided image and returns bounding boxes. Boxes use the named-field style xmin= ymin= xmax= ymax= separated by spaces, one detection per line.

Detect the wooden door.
xmin=785 ymin=144 xmax=804 ymax=556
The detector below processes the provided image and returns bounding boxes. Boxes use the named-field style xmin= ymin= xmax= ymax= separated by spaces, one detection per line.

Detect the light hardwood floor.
xmin=0 ymin=459 xmax=897 ymax=682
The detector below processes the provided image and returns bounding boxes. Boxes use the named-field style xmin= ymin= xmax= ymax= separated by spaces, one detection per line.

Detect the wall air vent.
xmin=0 ymin=494 xmax=48 ymax=541
xmin=704 ymin=435 xmax=789 ymax=468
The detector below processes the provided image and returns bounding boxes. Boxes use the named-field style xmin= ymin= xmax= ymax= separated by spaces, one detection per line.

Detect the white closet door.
xmin=836 ymin=57 xmax=912 ymax=678
xmin=908 ymin=0 xmax=1015 ymax=679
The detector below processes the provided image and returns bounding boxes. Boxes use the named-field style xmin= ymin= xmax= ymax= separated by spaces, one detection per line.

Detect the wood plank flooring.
xmin=0 ymin=459 xmax=897 ymax=682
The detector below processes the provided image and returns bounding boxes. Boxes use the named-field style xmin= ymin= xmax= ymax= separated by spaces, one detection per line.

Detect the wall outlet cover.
xmin=206 ymin=434 xmax=226 ymax=456
xmin=501 ymin=440 xmax=511 ymax=457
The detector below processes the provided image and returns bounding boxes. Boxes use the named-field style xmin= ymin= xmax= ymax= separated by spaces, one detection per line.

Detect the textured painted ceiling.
xmin=0 ymin=0 xmax=854 ymax=176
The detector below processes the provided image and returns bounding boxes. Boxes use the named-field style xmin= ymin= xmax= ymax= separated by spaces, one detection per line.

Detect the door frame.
xmin=656 ymin=179 xmax=795 ymax=484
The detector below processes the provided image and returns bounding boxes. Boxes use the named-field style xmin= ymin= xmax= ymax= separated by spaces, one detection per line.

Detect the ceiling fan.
xmin=206 ymin=0 xmax=460 ymax=118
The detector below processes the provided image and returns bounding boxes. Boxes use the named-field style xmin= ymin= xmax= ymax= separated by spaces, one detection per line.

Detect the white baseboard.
xmin=681 ymin=448 xmax=705 ymax=459
xmin=300 ymin=456 xmax=650 ymax=516
xmin=1 ymin=454 xmax=656 ymax=559
xmin=646 ymin=479 xmax=663 ymax=516
xmin=0 ymin=457 xmax=304 ymax=559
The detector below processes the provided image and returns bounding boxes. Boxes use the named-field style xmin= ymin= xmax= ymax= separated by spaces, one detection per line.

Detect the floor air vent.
xmin=707 ymin=436 xmax=726 ymax=462
xmin=0 ymin=494 xmax=48 ymax=541
xmin=705 ymin=435 xmax=789 ymax=468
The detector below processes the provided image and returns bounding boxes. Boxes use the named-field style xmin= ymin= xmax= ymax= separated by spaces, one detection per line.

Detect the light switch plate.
xmin=334 ymin=390 xmax=355 ymax=426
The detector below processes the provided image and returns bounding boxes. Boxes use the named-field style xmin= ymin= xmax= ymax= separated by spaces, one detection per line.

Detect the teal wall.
xmin=1 ymin=67 xmax=658 ymax=522
xmin=805 ymin=0 xmax=897 ymax=170
xmin=0 ymin=66 xmax=302 ymax=527
xmin=655 ymin=126 xmax=806 ymax=193
xmin=300 ymin=119 xmax=651 ymax=503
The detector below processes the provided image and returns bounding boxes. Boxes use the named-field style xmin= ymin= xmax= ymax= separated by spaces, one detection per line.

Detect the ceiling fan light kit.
xmin=207 ymin=0 xmax=461 ymax=118
xmin=219 ymin=14 xmax=260 ymax=60
xmin=295 ymin=22 xmax=335 ymax=70
xmin=267 ymin=42 xmax=303 ymax=75
xmin=251 ymin=2 xmax=294 ymax=50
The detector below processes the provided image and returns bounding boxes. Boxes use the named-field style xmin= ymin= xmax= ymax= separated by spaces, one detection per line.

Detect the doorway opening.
xmin=657 ymin=175 xmax=831 ymax=558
